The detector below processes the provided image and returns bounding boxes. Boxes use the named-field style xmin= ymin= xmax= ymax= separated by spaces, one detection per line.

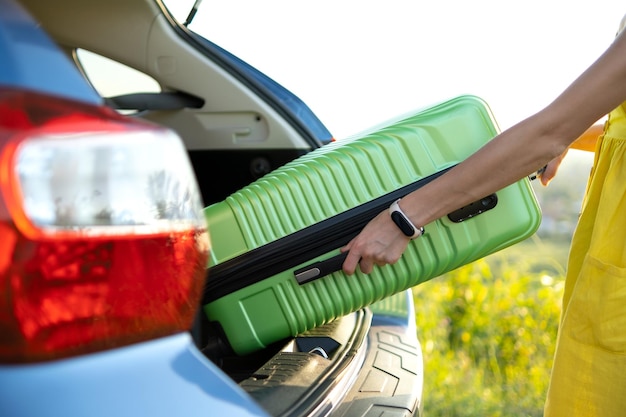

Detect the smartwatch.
xmin=389 ymin=198 xmax=425 ymax=239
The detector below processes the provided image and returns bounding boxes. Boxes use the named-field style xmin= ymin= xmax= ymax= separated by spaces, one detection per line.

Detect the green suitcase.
xmin=202 ymin=95 xmax=542 ymax=356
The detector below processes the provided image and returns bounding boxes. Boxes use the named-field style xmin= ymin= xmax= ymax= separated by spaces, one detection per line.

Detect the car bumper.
xmin=0 ymin=333 xmax=269 ymax=417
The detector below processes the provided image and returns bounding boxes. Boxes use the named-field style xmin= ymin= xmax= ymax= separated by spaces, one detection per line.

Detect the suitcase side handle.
xmin=294 ymin=252 xmax=349 ymax=284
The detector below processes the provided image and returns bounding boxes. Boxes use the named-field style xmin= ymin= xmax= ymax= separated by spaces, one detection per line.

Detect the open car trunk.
xmin=195 ymin=292 xmax=424 ymax=417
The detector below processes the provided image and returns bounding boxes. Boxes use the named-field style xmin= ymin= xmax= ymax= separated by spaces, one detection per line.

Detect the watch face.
xmin=391 ymin=211 xmax=415 ymax=237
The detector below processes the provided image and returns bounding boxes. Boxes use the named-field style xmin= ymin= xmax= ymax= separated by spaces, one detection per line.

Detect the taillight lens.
xmin=0 ymin=88 xmax=210 ymax=363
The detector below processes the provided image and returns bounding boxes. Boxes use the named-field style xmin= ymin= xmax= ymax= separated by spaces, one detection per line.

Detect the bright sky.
xmin=169 ymin=1 xmax=626 ymax=140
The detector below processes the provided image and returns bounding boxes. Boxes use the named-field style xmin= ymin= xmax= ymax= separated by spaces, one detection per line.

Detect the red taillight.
xmin=0 ymin=88 xmax=210 ymax=363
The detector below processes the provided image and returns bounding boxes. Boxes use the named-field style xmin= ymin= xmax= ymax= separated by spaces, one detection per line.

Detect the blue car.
xmin=0 ymin=1 xmax=423 ymax=416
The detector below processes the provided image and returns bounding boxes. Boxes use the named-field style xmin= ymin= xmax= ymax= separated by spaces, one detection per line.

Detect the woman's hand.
xmin=540 ymin=122 xmax=602 ymax=185
xmin=341 ymin=209 xmax=411 ymax=275
xmin=539 ymin=149 xmax=568 ymax=186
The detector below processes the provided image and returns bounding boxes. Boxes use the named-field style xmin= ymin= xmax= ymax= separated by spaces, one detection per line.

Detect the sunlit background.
xmin=166 ymin=0 xmax=624 ymax=139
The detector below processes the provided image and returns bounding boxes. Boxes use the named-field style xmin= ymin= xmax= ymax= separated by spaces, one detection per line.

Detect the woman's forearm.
xmin=399 ymin=112 xmax=570 ymax=228
xmin=400 ymin=30 xmax=626 ymax=229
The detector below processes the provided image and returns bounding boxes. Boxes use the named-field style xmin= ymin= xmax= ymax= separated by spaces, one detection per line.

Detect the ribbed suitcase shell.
xmin=203 ymin=95 xmax=542 ymax=355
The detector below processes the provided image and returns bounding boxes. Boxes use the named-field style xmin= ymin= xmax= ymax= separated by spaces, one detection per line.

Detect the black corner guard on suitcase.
xmin=203 ymin=165 xmax=498 ymax=304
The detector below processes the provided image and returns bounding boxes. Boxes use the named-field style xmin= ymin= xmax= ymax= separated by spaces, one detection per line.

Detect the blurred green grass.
xmin=413 ymin=236 xmax=566 ymax=417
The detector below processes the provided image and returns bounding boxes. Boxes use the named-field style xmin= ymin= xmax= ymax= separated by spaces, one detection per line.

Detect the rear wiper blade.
xmin=184 ymin=0 xmax=203 ymax=27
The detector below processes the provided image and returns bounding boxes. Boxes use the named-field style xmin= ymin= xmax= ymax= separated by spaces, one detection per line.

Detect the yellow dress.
xmin=544 ymin=103 xmax=626 ymax=416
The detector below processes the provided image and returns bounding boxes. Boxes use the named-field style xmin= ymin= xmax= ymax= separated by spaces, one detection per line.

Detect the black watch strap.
xmin=389 ymin=199 xmax=425 ymax=239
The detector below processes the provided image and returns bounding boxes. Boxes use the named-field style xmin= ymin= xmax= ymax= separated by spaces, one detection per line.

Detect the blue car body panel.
xmin=0 ymin=0 xmax=100 ymax=104
xmin=0 ymin=334 xmax=270 ymax=417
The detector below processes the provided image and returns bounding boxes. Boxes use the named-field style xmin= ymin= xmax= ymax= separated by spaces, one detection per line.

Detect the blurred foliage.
xmin=413 ymin=237 xmax=565 ymax=417
xmin=412 ymin=153 xmax=593 ymax=416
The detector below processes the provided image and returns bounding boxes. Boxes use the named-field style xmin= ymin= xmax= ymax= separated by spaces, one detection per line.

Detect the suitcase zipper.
xmin=203 ymin=166 xmax=457 ymax=303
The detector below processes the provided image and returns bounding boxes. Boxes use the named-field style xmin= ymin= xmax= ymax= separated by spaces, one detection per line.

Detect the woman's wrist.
xmin=389 ymin=198 xmax=425 ymax=239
